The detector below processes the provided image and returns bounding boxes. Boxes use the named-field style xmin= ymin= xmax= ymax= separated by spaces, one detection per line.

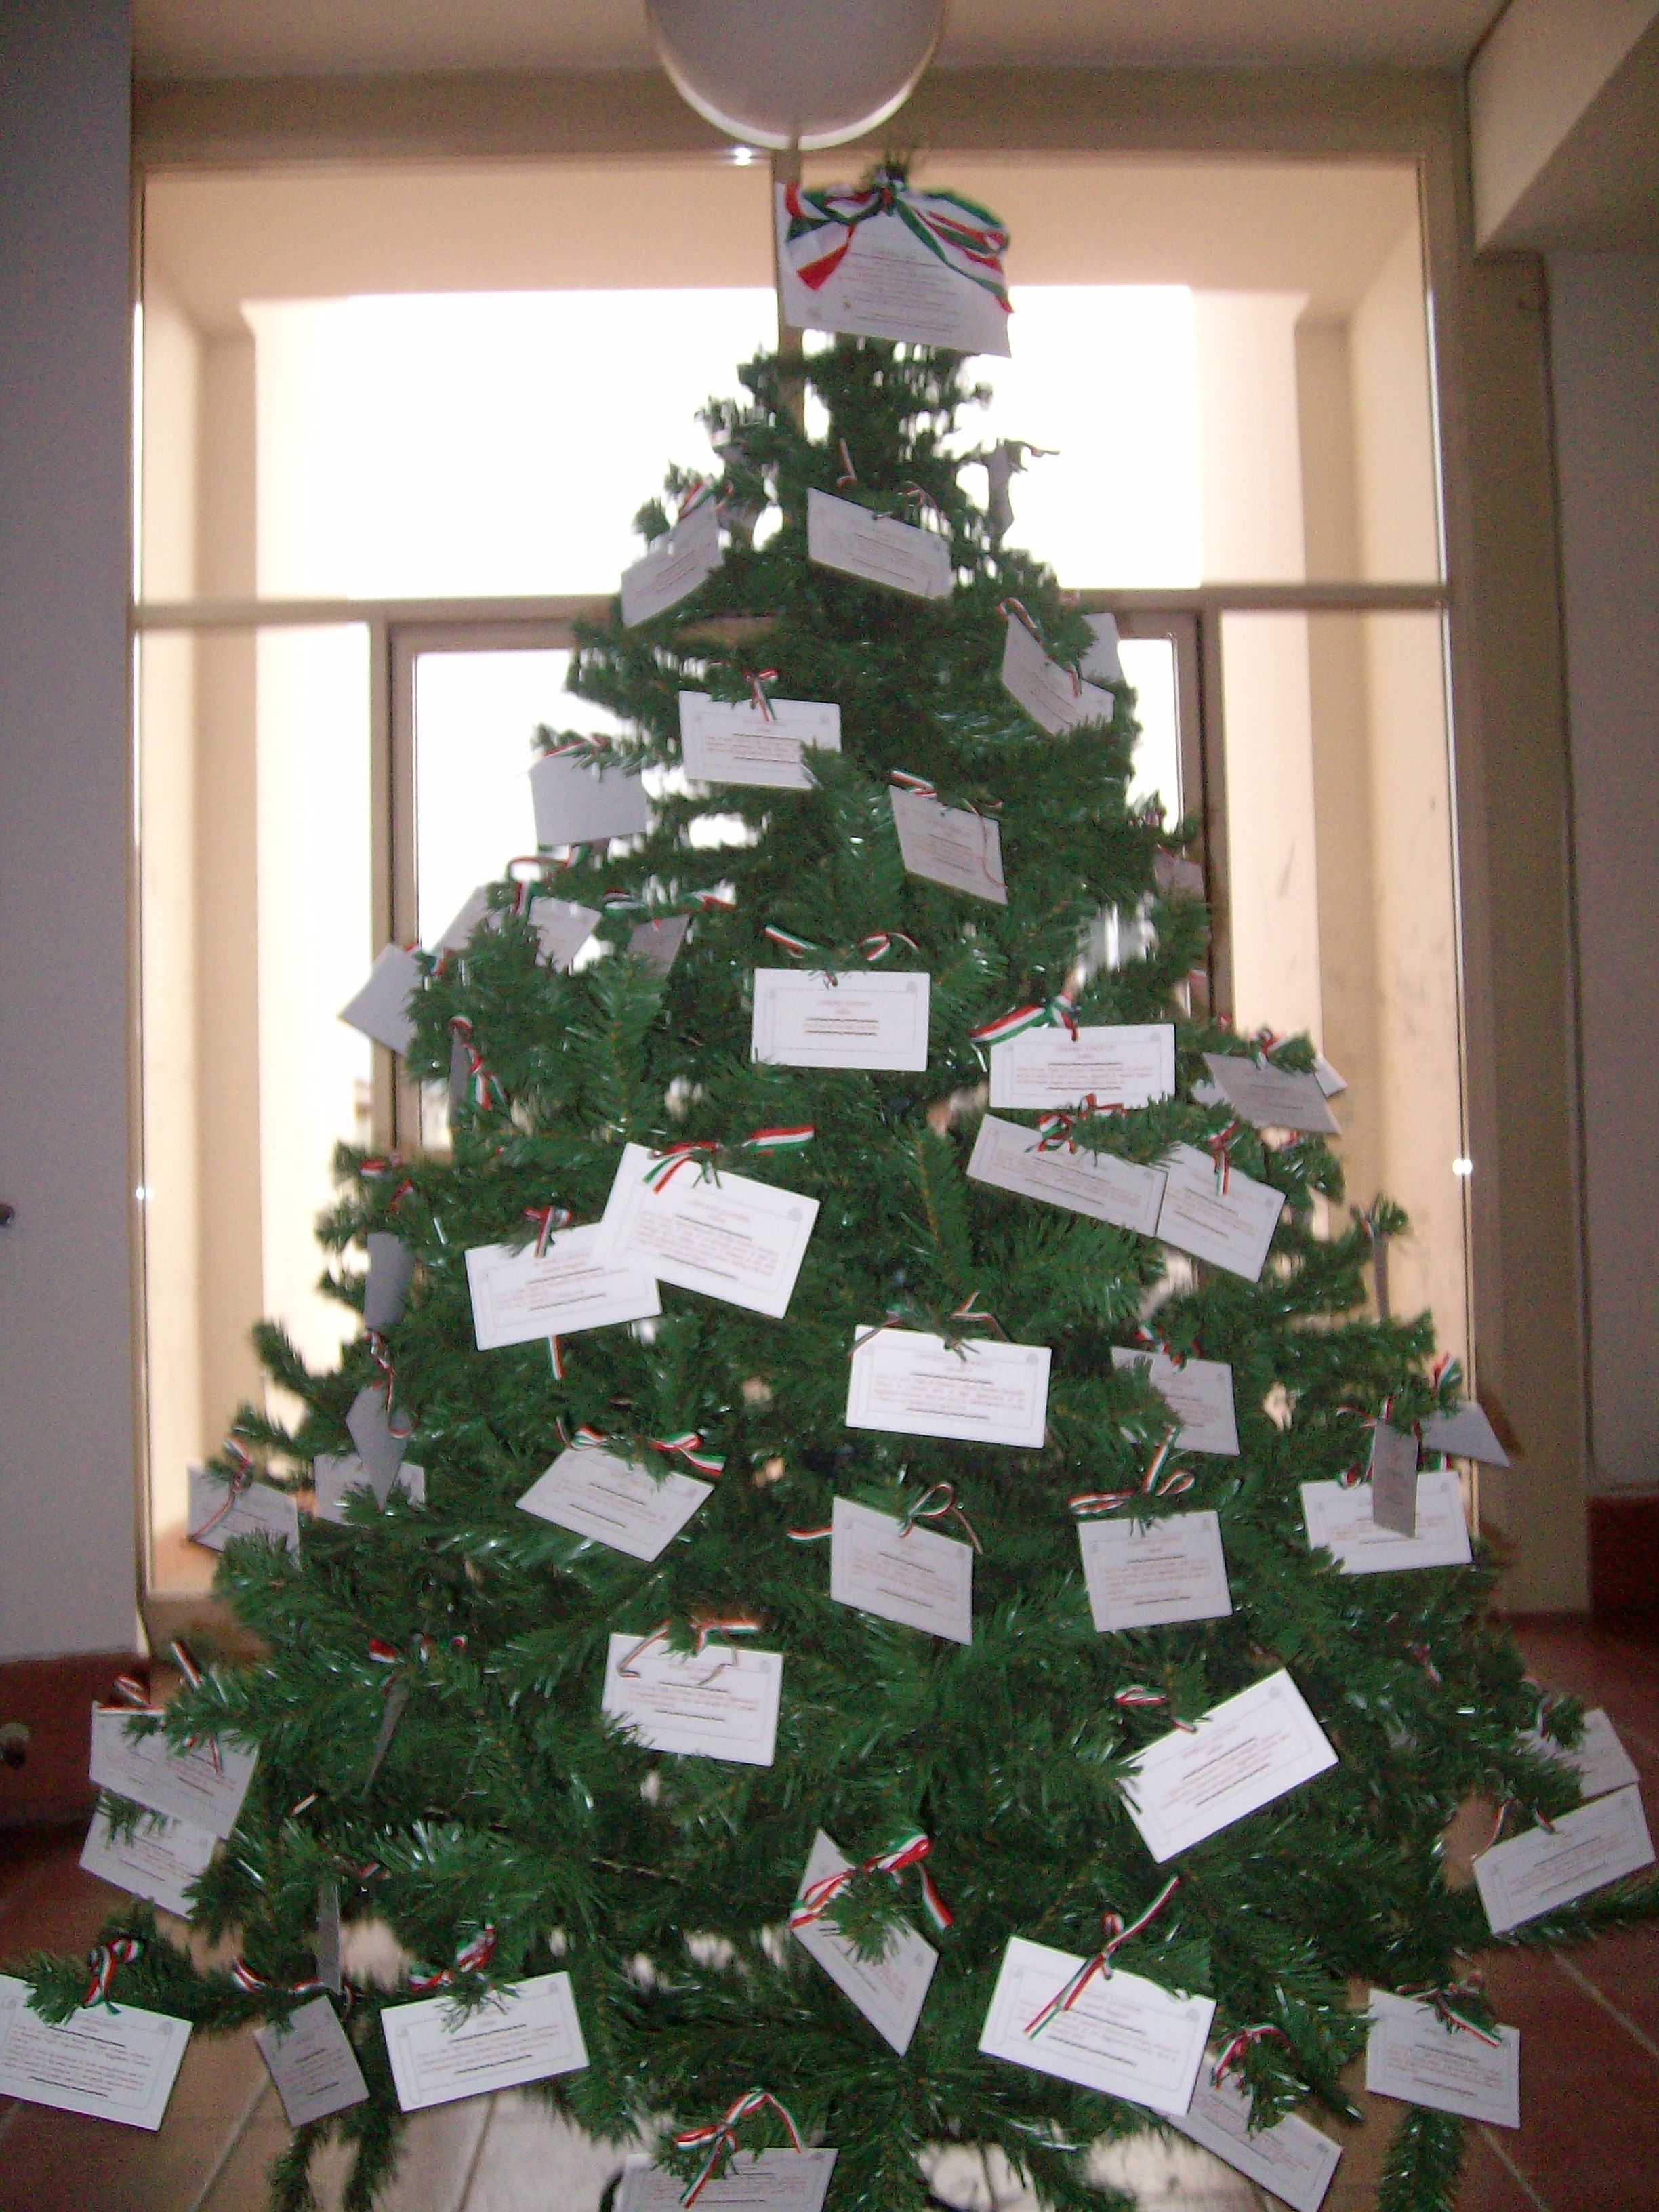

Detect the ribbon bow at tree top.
xmin=781 ymin=174 xmax=1011 ymax=313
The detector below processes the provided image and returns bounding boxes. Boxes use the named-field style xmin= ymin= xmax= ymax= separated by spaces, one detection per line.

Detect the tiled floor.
xmin=0 ymin=1617 xmax=1653 ymax=2212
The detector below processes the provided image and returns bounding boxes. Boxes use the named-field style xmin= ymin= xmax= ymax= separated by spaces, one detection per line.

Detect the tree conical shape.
xmin=27 ymin=335 xmax=1658 ymax=2212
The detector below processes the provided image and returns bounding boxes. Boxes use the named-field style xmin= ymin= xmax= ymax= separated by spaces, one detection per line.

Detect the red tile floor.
xmin=0 ymin=1617 xmax=1653 ymax=2212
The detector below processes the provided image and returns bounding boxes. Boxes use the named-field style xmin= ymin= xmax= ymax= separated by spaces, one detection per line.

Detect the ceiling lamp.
xmin=645 ymin=0 xmax=947 ymax=151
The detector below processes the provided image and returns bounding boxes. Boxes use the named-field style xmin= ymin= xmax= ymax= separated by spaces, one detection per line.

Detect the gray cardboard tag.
xmin=628 ymin=914 xmax=690 ymax=976
xmin=1370 ymin=1421 xmax=1419 ymax=1536
xmin=346 ymin=1385 xmax=411 ymax=1496
xmin=316 ymin=1875 xmax=342 ymax=1992
xmin=363 ymin=1233 xmax=417 ymax=1332
xmin=448 ymin=1029 xmax=471 ymax=1116
xmin=362 ymin=1679 xmax=410 ymax=1795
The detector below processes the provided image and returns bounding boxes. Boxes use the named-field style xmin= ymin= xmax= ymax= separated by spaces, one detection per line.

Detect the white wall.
xmin=1550 ymin=250 xmax=1659 ymax=1494
xmin=0 ymin=1 xmax=136 ymax=1657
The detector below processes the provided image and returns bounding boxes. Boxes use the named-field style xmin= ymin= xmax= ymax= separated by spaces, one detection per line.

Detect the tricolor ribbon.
xmin=1023 ymin=1877 xmax=1183 ymax=2036
xmin=617 ymin=1616 xmax=762 ymax=1680
xmin=193 ymin=1439 xmax=257 ymax=1540
xmin=789 ymin=1828 xmax=953 ymax=1939
xmin=642 ymin=1126 xmax=814 ymax=1191
xmin=1401 ymin=1978 xmax=1503 ymax=2047
xmin=83 ymin=1936 xmax=142 ymax=2010
xmin=230 ymin=1960 xmax=330 ymax=2003
xmin=169 ymin=1640 xmax=224 ymax=1776
xmin=889 ymin=770 xmax=935 ymax=798
xmin=746 ymin=670 xmax=779 ymax=721
xmin=1034 ymin=1096 xmax=1121 ymax=1151
xmin=857 ymin=930 xmax=919 ymax=962
xmin=541 ymin=733 xmax=612 ymax=763
xmin=901 ymin=482 xmax=946 ymax=532
xmin=899 ymin=1481 xmax=983 ymax=1555
xmin=360 ymin=1155 xmax=415 ymax=1208
xmin=1132 ymin=1324 xmax=1188 ymax=1368
xmin=448 ymin=1016 xmax=502 ymax=1113
xmin=648 ymin=1432 xmax=726 ymax=1478
xmin=1210 ymin=2023 xmax=1290 ymax=2085
xmin=764 ymin=924 xmax=821 ymax=960
xmin=678 ymin=478 xmax=713 ymax=521
xmin=781 ymin=175 xmax=1010 ymax=312
xmin=1113 ymin=1685 xmax=1195 ymax=1730
xmin=836 ymin=438 xmax=857 ymax=487
xmin=970 ymin=995 xmax=1078 ymax=1052
xmin=674 ymin=2089 xmax=804 ymax=2206
xmin=408 ymin=1925 xmax=497 ymax=1995
xmin=1208 ymin=1120 xmax=1242 ymax=1195
xmin=1069 ymin=1436 xmax=1195 ymax=1517
xmin=999 ymin=597 xmax=1080 ymax=693
xmin=522 ymin=1202 xmax=573 ymax=1258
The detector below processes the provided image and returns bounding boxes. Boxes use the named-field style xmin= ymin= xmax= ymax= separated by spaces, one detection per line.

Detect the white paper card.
xmin=1365 ymin=1990 xmax=1520 ymax=2127
xmin=89 ymin=1706 xmax=257 ymax=1841
xmin=989 ymin=1024 xmax=1174 ymax=1112
xmin=1080 ymin=1513 xmax=1233 ymax=1634
xmin=1313 ymin=1052 xmax=1347 ymax=1097
xmin=806 ymin=489 xmax=952 ymax=600
xmin=967 ymin=1113 xmax=1166 ymax=1236
xmin=619 ymin=497 xmax=722 ymax=626
xmin=1000 ymin=617 xmax=1116 ymax=737
xmin=0 ymin=1976 xmax=190 ymax=2132
xmin=629 ymin=914 xmax=690 ymax=975
xmin=255 ymin=1994 xmax=369 ymax=2127
xmin=830 ymin=1496 xmax=972 ymax=1645
xmin=313 ymin=1452 xmax=425 ymax=1520
xmin=1522 ymin=1708 xmax=1641 ymax=1801
xmin=846 ymin=1326 xmax=1050 ymax=1450
xmin=602 ymin=1633 xmax=782 ymax=1767
xmin=1473 ymin=1785 xmax=1654 ymax=1934
xmin=617 ymin=2151 xmax=838 ymax=2212
xmin=339 ymin=944 xmax=421 ymax=1056
xmin=1201 ymin=1054 xmax=1339 ymax=1135
xmin=1122 ymin=1671 xmax=1338 ymax=1864
xmin=777 ymin=186 xmax=1010 ymax=356
xmin=1171 ymin=2071 xmax=1341 ymax=2212
xmin=1369 ymin=1422 xmax=1420 ymax=1538
xmin=1111 ymin=1349 xmax=1237 ymax=1455
xmin=598 ymin=1143 xmax=819 ymax=1320
xmin=187 ymin=1463 xmax=300 ymax=1554
xmin=1080 ymin=612 xmax=1124 ymax=687
xmin=1299 ymin=1471 xmax=1473 ymax=1576
xmin=1153 ymin=847 xmax=1206 ymax=901
xmin=978 ymin=1937 xmax=1214 ymax=2114
xmin=1155 ymin=1143 xmax=1284 ymax=1282
xmin=436 ymin=886 xmax=492 ymax=953
xmin=517 ymin=1443 xmax=710 ymax=1563
xmin=752 ymin=968 xmax=930 ymax=1073
xmin=1420 ymin=1398 xmax=1511 ymax=1466
xmin=679 ymin=691 xmax=842 ymax=790
xmin=465 ymin=1225 xmax=660 ymax=1351
xmin=528 ymin=896 xmax=600 ymax=971
xmin=383 ymin=1972 xmax=588 ymax=2112
xmin=791 ymin=1830 xmax=937 ymax=2054
xmin=80 ymin=1803 xmax=216 ymax=1919
xmin=530 ymin=750 xmax=650 ymax=850
xmin=890 ymin=787 xmax=1006 ymax=904
xmin=363 ymin=1231 xmax=417 ymax=1331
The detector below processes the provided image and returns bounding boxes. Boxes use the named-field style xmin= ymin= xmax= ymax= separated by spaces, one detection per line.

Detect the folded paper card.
xmin=989 ymin=1024 xmax=1174 ymax=1113
xmin=517 ymin=1441 xmax=710 ymax=1564
xmin=830 ymin=1496 xmax=973 ymax=1645
xmin=597 ymin=1143 xmax=819 ymax=1321
xmin=89 ymin=1706 xmax=256 ymax=1841
xmin=889 ymin=786 xmax=1006 ymax=903
xmin=806 ymin=489 xmax=952 ymax=600
xmin=465 ymin=1226 xmax=660 ymax=1351
xmin=1365 ymin=1990 xmax=1519 ymax=2128
xmin=1111 ymin=1347 xmax=1237 ymax=1455
xmin=790 ymin=1830 xmax=937 ymax=2054
xmin=529 ymin=750 xmax=650 ymax=848
xmin=1155 ymin=1144 xmax=1284 ymax=1282
xmin=1473 ymin=1786 xmax=1654 ymax=1934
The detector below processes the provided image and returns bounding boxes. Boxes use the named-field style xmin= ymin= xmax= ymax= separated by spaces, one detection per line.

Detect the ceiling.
xmin=134 ymin=0 xmax=1507 ymax=81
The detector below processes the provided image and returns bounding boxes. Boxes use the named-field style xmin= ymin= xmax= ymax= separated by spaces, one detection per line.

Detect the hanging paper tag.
xmin=339 ymin=944 xmax=421 ymax=1057
xmin=363 ymin=1232 xmax=417 ymax=1332
xmin=616 ymin=2150 xmax=838 ymax=2212
xmin=1519 ymin=1708 xmax=1639 ymax=1801
xmin=434 ymin=886 xmax=493 ymax=954
xmin=316 ymin=1875 xmax=342 ymax=1994
xmin=1365 ymin=1990 xmax=1520 ymax=2128
xmin=363 ymin=1679 xmax=411 ymax=1794
xmin=80 ymin=1801 xmax=215 ymax=1919
xmin=1111 ymin=1347 xmax=1238 ymax=1456
xmin=806 ymin=490 xmax=952 ymax=600
xmin=968 ymin=1113 xmax=1166 ymax=1235
xmin=517 ymin=1443 xmax=711 ymax=1564
xmin=628 ymin=914 xmax=691 ymax=975
xmin=978 ymin=1938 xmax=1214 ymax=2113
xmin=830 ymin=1497 xmax=973 ymax=1645
xmin=529 ymin=750 xmax=650 ymax=847
xmin=846 ymin=1327 xmax=1050 ymax=1450
xmin=1171 ymin=2071 xmax=1341 ymax=2212
xmin=1473 ymin=1786 xmax=1654 ymax=1935
xmin=1299 ymin=1470 xmax=1472 ymax=1575
xmin=619 ymin=499 xmax=722 ymax=627
xmin=1080 ymin=612 xmax=1124 ymax=686
xmin=383 ymin=1973 xmax=589 ymax=2112
xmin=678 ymin=691 xmax=842 ymax=790
xmin=602 ymin=1633 xmax=783 ymax=1767
xmin=1000 ymin=617 xmax=1115 ymax=737
xmin=752 ymin=969 xmax=930 ymax=1073
xmin=89 ymin=1708 xmax=257 ymax=1840
xmin=187 ymin=1464 xmax=300 ymax=1555
xmin=313 ymin=1452 xmax=424 ymax=1519
xmin=1121 ymin=1672 xmax=1337 ymax=1863
xmin=1420 ymin=1398 xmax=1510 ymax=1467
xmin=1369 ymin=1422 xmax=1420 ymax=1536
xmin=1080 ymin=1511 xmax=1233 ymax=1635
xmin=255 ymin=1993 xmax=367 ymax=2128
xmin=0 ymin=1975 xmax=190 ymax=2133
xmin=346 ymin=1385 xmax=413 ymax=1496
xmin=596 ymin=1143 xmax=819 ymax=1321
xmin=791 ymin=1830 xmax=938 ymax=2054
xmin=465 ymin=1225 xmax=660 ymax=1350
xmin=528 ymin=896 xmax=601 ymax=971
xmin=776 ymin=183 xmax=1011 ymax=356
xmin=1155 ymin=1143 xmax=1284 ymax=1282
xmin=989 ymin=1023 xmax=1174 ymax=1112
xmin=1201 ymin=1054 xmax=1338 ymax=1136
xmin=890 ymin=787 xmax=1006 ymax=904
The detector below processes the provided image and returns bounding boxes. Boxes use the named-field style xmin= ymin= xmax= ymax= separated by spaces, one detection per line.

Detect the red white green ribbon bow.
xmin=1402 ymin=1978 xmax=1502 ymax=2047
xmin=541 ymin=733 xmax=612 ymax=763
xmin=899 ymin=1481 xmax=983 ymax=1554
xmin=1069 ymin=1435 xmax=1194 ymax=1518
xmin=746 ymin=670 xmax=779 ymax=720
xmin=1035 ymin=1096 xmax=1121 ymax=1151
xmin=674 ymin=2089 xmax=804 ymax=2205
xmin=408 ymin=1925 xmax=497 ymax=1994
xmin=970 ymin=995 xmax=1078 ymax=1052
xmin=764 ymin=924 xmax=919 ymax=966
xmin=781 ymin=177 xmax=1011 ymax=312
xmin=617 ymin=1616 xmax=762 ymax=1679
xmin=789 ymin=1828 xmax=953 ymax=1938
xmin=84 ymin=1936 xmax=142 ymax=2009
xmin=648 ymin=1432 xmax=726 ymax=1477
xmin=448 ymin=1016 xmax=503 ymax=1113
xmin=1208 ymin=1120 xmax=1242 ymax=1194
xmin=1211 ymin=2022 xmax=1290 ymax=2084
xmin=522 ymin=1202 xmax=573 ymax=1258
xmin=1023 ymin=1877 xmax=1182 ymax=2035
xmin=230 ymin=1959 xmax=330 ymax=2003
xmin=643 ymin=1126 xmax=814 ymax=1191
xmin=360 ymin=1154 xmax=415 ymax=1208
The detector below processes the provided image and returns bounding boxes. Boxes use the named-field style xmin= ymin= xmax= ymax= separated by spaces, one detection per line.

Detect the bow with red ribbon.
xmin=673 ymin=2089 xmax=805 ymax=2205
xmin=790 ymin=1828 xmax=953 ymax=1939
xmin=1023 ymin=1877 xmax=1182 ymax=2036
xmin=84 ymin=1936 xmax=143 ymax=2009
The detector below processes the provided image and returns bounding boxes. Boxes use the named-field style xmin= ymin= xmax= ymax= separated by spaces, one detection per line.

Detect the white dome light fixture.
xmin=646 ymin=0 xmax=947 ymax=152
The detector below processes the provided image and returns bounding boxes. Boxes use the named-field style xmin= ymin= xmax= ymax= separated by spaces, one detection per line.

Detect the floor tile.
xmin=460 ymin=2094 xmax=639 ymax=2212
xmin=1551 ymin=1931 xmax=1659 ymax=2049
xmin=1458 ymin=2123 xmax=1551 ymax=2210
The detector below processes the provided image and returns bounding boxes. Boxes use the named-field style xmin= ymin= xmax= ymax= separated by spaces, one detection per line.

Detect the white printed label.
xmin=465 ymin=1225 xmax=660 ymax=1350
xmin=1473 ymin=1786 xmax=1654 ymax=1935
xmin=1170 ymin=2070 xmax=1341 ymax=2212
xmin=602 ymin=1633 xmax=782 ymax=1767
xmin=967 ymin=1113 xmax=1166 ymax=1236
xmin=516 ymin=1443 xmax=710 ymax=1564
xmin=616 ymin=2151 xmax=838 ymax=2212
xmin=0 ymin=1976 xmax=190 ymax=2132
xmin=679 ymin=692 xmax=842 ymax=790
xmin=1000 ymin=617 xmax=1116 ymax=737
xmin=79 ymin=1803 xmax=216 ymax=1919
xmin=790 ymin=1830 xmax=937 ymax=2055
xmin=255 ymin=1994 xmax=369 ymax=2128
xmin=1111 ymin=1349 xmax=1237 ymax=1455
xmin=619 ymin=497 xmax=722 ymax=626
xmin=1080 ymin=1513 xmax=1233 ymax=1634
xmin=1155 ymin=1143 xmax=1284 ymax=1282
xmin=777 ymin=186 xmax=1010 ymax=357
xmin=89 ymin=1706 xmax=257 ymax=1841
xmin=382 ymin=1973 xmax=588 ymax=2112
xmin=529 ymin=750 xmax=651 ymax=848
xmin=830 ymin=1496 xmax=973 ymax=1645
xmin=1122 ymin=1671 xmax=1338 ymax=1864
xmin=1365 ymin=1990 xmax=1520 ymax=2128
xmin=989 ymin=1024 xmax=1174 ymax=1112
xmin=1519 ymin=1708 xmax=1640 ymax=1801
xmin=806 ymin=489 xmax=953 ymax=600
xmin=752 ymin=969 xmax=930 ymax=1072
xmin=1299 ymin=1471 xmax=1473 ymax=1576
xmin=1201 ymin=1054 xmax=1338 ymax=1135
xmin=890 ymin=787 xmax=1006 ymax=904
xmin=978 ymin=1938 xmax=1214 ymax=2114
xmin=597 ymin=1143 xmax=819 ymax=1321
xmin=846 ymin=1326 xmax=1050 ymax=1450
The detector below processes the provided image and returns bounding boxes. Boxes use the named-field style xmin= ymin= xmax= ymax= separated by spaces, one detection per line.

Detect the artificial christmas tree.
xmin=14 ymin=189 xmax=1659 ymax=2212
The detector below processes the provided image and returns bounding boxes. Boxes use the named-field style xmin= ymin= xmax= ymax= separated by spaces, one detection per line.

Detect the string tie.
xmin=1211 ymin=2024 xmax=1290 ymax=2085
xmin=1023 ymin=1877 xmax=1182 ymax=2035
xmin=746 ymin=670 xmax=779 ymax=721
xmin=674 ymin=2089 xmax=804 ymax=2206
xmin=899 ymin=1481 xmax=983 ymax=1554
xmin=617 ymin=1616 xmax=762 ymax=1680
xmin=84 ymin=1936 xmax=142 ymax=2009
xmin=789 ymin=1828 xmax=952 ymax=1938
xmin=192 ymin=1439 xmax=258 ymax=1540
